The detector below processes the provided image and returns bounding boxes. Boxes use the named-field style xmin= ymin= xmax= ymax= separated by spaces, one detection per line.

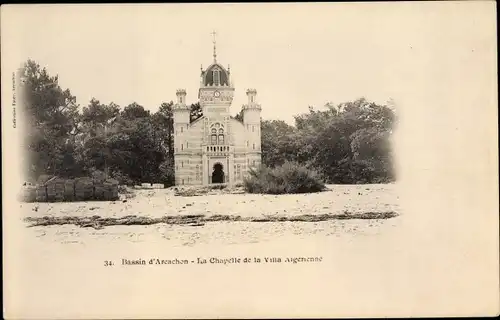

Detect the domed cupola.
xmin=203 ymin=63 xmax=230 ymax=87
xmin=198 ymin=31 xmax=235 ymax=110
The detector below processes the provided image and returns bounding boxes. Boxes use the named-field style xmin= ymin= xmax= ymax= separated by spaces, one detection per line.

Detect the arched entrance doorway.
xmin=212 ymin=163 xmax=225 ymax=183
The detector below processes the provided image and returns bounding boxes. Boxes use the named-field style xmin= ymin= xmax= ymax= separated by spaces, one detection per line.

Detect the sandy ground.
xmin=5 ymin=183 xmax=498 ymax=318
xmin=18 ymin=184 xmax=401 ymax=246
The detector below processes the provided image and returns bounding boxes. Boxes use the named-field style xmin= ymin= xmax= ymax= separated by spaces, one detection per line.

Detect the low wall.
xmin=19 ymin=177 xmax=119 ymax=202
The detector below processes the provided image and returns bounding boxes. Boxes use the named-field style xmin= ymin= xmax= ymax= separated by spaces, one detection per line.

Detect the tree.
xmin=190 ymin=102 xmax=202 ymax=123
xmin=121 ymin=102 xmax=150 ymax=120
xmin=261 ymin=120 xmax=300 ymax=168
xmin=263 ymin=98 xmax=396 ymax=184
xmin=152 ymin=102 xmax=174 ymax=154
xmin=234 ymin=109 xmax=244 ymax=122
xmin=350 ymin=127 xmax=394 ymax=182
xmin=20 ymin=59 xmax=80 ymax=179
xmin=20 ymin=59 xmax=395 ymax=186
xmin=152 ymin=101 xmax=175 ymax=186
xmin=81 ymin=99 xmax=120 ymax=128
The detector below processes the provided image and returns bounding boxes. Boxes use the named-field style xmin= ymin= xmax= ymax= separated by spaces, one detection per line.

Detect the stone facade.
xmin=172 ymin=45 xmax=262 ymax=186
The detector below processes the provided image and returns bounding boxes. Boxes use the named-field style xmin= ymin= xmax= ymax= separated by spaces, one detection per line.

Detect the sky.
xmin=1 ymin=2 xmax=496 ymax=124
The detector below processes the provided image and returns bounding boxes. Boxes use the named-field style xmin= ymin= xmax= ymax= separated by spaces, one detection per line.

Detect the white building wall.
xmin=173 ymin=81 xmax=261 ymax=186
xmin=174 ymin=112 xmax=261 ymax=186
xmin=174 ymin=118 xmax=204 ymax=186
xmin=228 ymin=119 xmax=247 ymax=184
xmin=242 ymin=106 xmax=262 ymax=180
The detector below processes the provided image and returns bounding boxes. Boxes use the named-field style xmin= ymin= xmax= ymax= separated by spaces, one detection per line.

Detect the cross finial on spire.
xmin=211 ymin=30 xmax=217 ymax=63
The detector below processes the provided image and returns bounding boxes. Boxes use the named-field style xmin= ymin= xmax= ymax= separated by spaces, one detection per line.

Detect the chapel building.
xmin=173 ymin=34 xmax=262 ymax=186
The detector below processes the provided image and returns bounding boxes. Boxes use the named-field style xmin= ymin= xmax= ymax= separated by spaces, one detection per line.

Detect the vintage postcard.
xmin=2 ymin=2 xmax=498 ymax=319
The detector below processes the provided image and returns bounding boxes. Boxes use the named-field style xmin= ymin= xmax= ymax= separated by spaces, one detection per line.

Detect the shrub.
xmin=117 ymin=185 xmax=129 ymax=194
xmin=209 ymin=184 xmax=226 ymax=190
xmin=90 ymin=169 xmax=106 ymax=184
xmin=243 ymin=162 xmax=326 ymax=194
xmin=110 ymin=170 xmax=135 ymax=186
xmin=117 ymin=184 xmax=136 ymax=199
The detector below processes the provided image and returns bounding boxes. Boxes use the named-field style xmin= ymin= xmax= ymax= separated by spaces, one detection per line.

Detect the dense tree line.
xmin=21 ymin=59 xmax=395 ymax=186
xmin=261 ymin=100 xmax=395 ymax=184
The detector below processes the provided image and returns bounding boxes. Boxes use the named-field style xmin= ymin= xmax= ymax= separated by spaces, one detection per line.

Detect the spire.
xmin=211 ymin=30 xmax=217 ymax=63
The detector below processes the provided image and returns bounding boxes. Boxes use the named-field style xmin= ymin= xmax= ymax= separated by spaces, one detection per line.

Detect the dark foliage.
xmin=243 ymin=162 xmax=326 ymax=194
xmin=22 ymin=60 xmax=396 ymax=187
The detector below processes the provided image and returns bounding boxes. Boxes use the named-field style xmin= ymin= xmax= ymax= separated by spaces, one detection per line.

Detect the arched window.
xmin=186 ymin=142 xmax=189 ymax=148
xmin=181 ymin=144 xmax=183 ymax=150
xmin=252 ymin=126 xmax=255 ymax=132
xmin=253 ymin=143 xmax=255 ymax=150
xmin=213 ymin=70 xmax=220 ymax=86
xmin=211 ymin=128 xmax=217 ymax=144
xmin=216 ymin=128 xmax=224 ymax=145
xmin=181 ymin=127 xmax=183 ymax=133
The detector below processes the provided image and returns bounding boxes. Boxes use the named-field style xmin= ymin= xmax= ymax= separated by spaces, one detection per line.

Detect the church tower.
xmin=173 ymin=89 xmax=189 ymax=131
xmin=242 ymin=89 xmax=262 ymax=170
xmin=198 ymin=31 xmax=235 ymax=117
xmin=172 ymin=89 xmax=190 ymax=185
xmin=172 ymin=32 xmax=261 ymax=186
